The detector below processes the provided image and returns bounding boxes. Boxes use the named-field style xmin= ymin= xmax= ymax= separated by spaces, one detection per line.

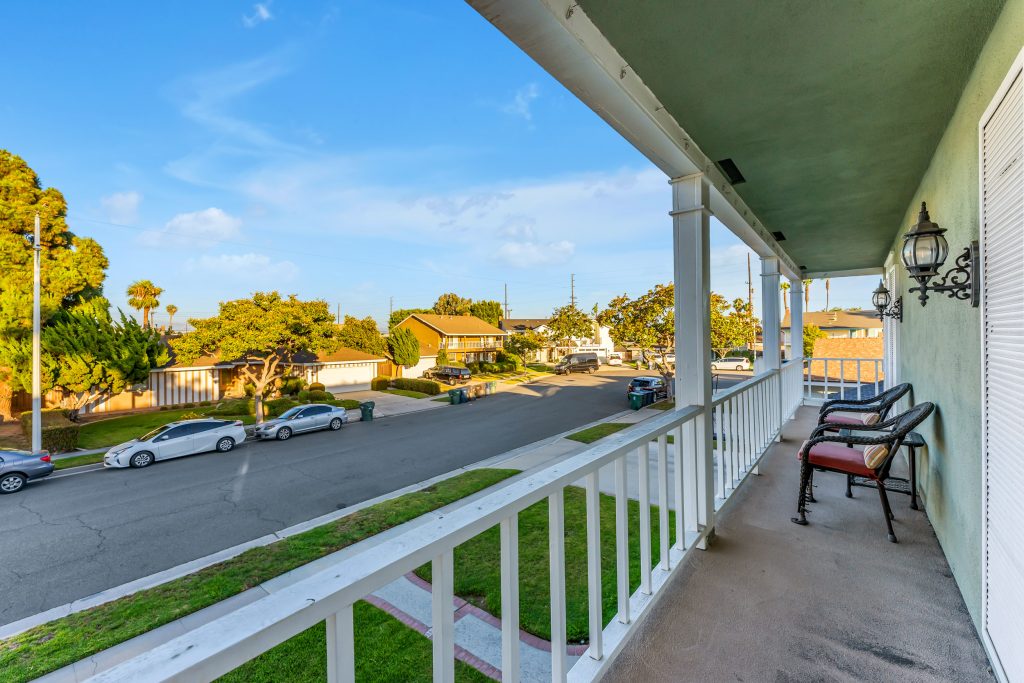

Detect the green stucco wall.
xmin=887 ymin=0 xmax=1023 ymax=628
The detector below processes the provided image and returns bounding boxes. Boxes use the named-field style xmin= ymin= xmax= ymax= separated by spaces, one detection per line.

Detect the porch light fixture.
xmin=900 ymin=202 xmax=979 ymax=307
xmin=871 ymin=281 xmax=902 ymax=322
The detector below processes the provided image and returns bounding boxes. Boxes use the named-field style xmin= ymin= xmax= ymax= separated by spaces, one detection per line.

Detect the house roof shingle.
xmin=499 ymin=318 xmax=550 ymax=332
xmin=406 ymin=313 xmax=507 ymax=336
xmin=782 ymin=310 xmax=882 ymax=330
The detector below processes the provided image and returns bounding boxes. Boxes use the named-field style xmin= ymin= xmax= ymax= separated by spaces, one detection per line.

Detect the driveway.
xmin=0 ymin=368 xmax=644 ymax=626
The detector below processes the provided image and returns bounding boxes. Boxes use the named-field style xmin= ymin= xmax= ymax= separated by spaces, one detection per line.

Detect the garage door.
xmin=314 ymin=362 xmax=377 ymax=393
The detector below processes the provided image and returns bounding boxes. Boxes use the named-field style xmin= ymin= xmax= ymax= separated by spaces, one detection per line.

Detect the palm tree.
xmin=825 ymin=278 xmax=831 ymax=310
xmin=166 ymin=304 xmax=178 ymax=331
xmin=803 ymin=279 xmax=812 ymax=311
xmin=780 ymin=281 xmax=790 ymax=314
xmin=126 ymin=280 xmax=163 ymax=328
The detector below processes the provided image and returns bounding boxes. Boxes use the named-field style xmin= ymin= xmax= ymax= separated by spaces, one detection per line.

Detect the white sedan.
xmin=103 ymin=418 xmax=247 ymax=469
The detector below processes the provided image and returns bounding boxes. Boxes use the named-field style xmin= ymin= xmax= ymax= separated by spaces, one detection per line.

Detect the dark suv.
xmin=554 ymin=352 xmax=599 ymax=375
xmin=627 ymin=376 xmax=668 ymax=400
xmin=426 ymin=366 xmax=472 ymax=385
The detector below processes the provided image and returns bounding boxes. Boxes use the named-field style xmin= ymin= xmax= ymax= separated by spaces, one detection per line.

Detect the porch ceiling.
xmin=578 ymin=0 xmax=1004 ymax=273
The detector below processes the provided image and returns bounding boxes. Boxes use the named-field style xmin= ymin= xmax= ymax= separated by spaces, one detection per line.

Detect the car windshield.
xmin=139 ymin=424 xmax=173 ymax=442
xmin=279 ymin=407 xmax=304 ymax=419
xmin=633 ymin=379 xmax=652 ymax=387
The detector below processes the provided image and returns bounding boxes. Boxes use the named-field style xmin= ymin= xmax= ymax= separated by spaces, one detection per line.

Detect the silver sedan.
xmin=104 ymin=418 xmax=247 ymax=469
xmin=255 ymin=404 xmax=347 ymax=441
xmin=0 ymin=449 xmax=55 ymax=494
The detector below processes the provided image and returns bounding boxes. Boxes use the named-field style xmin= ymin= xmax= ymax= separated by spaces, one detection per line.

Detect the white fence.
xmin=801 ymin=357 xmax=884 ymax=403
xmin=87 ymin=369 xmax=803 ymax=683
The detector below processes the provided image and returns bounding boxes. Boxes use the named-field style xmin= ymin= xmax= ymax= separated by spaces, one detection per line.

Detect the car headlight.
xmin=109 ymin=446 xmax=131 ymax=456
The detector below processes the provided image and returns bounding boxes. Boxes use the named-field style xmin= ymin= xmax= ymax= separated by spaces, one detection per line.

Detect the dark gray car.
xmin=0 ymin=449 xmax=55 ymax=494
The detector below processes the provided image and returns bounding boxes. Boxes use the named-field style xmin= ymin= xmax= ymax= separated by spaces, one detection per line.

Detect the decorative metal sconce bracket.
xmin=908 ymin=241 xmax=979 ymax=307
xmin=878 ymin=296 xmax=903 ymax=322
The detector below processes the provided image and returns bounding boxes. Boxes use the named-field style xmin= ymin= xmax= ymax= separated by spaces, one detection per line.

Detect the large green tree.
xmin=388 ymin=327 xmax=421 ymax=367
xmin=432 ymin=293 xmax=472 ymax=316
xmin=504 ymin=329 xmax=546 ymax=360
xmin=545 ymin=304 xmax=594 ymax=349
xmin=710 ymin=294 xmax=757 ymax=359
xmin=338 ymin=315 xmax=387 ymax=356
xmin=126 ymin=279 xmax=163 ymax=328
xmin=803 ymin=324 xmax=827 ymax=357
xmin=469 ymin=300 xmax=502 ymax=327
xmin=172 ymin=292 xmax=339 ymax=421
xmin=0 ymin=150 xmax=109 ymax=417
xmin=599 ymin=284 xmax=675 ymax=386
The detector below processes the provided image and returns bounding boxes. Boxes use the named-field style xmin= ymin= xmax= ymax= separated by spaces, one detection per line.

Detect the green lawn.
xmin=416 ymin=486 xmax=674 ymax=642
xmin=649 ymin=400 xmax=675 ymax=411
xmin=53 ymin=453 xmax=105 ymax=470
xmin=76 ymin=407 xmax=257 ymax=449
xmin=381 ymin=388 xmax=431 ymax=399
xmin=0 ymin=469 xmax=517 ymax=683
xmin=566 ymin=422 xmax=631 ymax=444
xmin=218 ymin=602 xmax=490 ymax=683
xmin=432 ymin=396 xmax=452 ymax=403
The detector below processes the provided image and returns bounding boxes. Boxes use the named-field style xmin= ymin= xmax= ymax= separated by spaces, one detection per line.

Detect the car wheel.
xmin=0 ymin=473 xmax=26 ymax=494
xmin=216 ymin=437 xmax=235 ymax=452
xmin=129 ymin=452 xmax=154 ymax=468
xmin=329 ymin=417 xmax=343 ymax=430
xmin=277 ymin=427 xmax=292 ymax=441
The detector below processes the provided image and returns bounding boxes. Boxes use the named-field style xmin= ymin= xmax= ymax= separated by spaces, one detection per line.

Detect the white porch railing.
xmin=801 ymin=357 xmax=884 ymax=403
xmin=86 ymin=369 xmax=803 ymax=683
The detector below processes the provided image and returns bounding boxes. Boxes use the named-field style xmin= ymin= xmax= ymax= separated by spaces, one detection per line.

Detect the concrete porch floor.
xmin=604 ymin=406 xmax=992 ymax=683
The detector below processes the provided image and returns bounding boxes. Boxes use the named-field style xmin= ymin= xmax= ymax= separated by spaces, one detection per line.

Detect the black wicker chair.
xmin=817 ymin=382 xmax=911 ymax=430
xmin=793 ymin=402 xmax=934 ymax=543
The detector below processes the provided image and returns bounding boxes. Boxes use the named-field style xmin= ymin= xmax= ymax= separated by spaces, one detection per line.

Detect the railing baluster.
xmin=432 ymin=550 xmax=455 ymax=683
xmin=856 ymin=359 xmax=863 ymax=400
xmin=673 ymin=424 xmax=686 ymax=550
xmin=584 ymin=473 xmax=603 ymax=660
xmin=683 ymin=420 xmax=698 ymax=535
xmin=730 ymin=396 xmax=740 ymax=481
xmin=657 ymin=434 xmax=670 ymax=570
xmin=615 ymin=456 xmax=630 ymax=624
xmin=715 ymin=405 xmax=726 ymax=500
xmin=824 ymin=359 xmax=830 ymax=400
xmin=549 ymin=491 xmax=567 ymax=682
xmin=500 ymin=515 xmax=521 ymax=681
xmin=840 ymin=359 xmax=846 ymax=402
xmin=326 ymin=604 xmax=355 ymax=683
xmin=747 ymin=388 xmax=754 ymax=469
xmin=638 ymin=446 xmax=652 ymax=594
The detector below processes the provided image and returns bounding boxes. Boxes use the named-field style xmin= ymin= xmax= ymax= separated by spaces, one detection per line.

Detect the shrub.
xmin=199 ymin=400 xmax=212 ymax=407
xmin=265 ymin=398 xmax=299 ymax=417
xmin=308 ymin=390 xmax=334 ymax=402
xmin=309 ymin=382 xmax=326 ymax=393
xmin=40 ymin=424 xmax=80 ymax=453
xmin=277 ymin=376 xmax=306 ymax=396
xmin=208 ymin=400 xmax=253 ymax=416
xmin=19 ymin=409 xmax=72 ymax=438
xmin=371 ymin=376 xmax=391 ymax=391
xmin=391 ymin=378 xmax=441 ymax=395
xmin=179 ymin=412 xmax=203 ymax=420
xmin=159 ymin=406 xmax=169 ymax=411
xmin=465 ymin=362 xmax=480 ymax=374
xmin=182 ymin=402 xmax=195 ymax=409
xmin=296 ymin=390 xmax=312 ymax=402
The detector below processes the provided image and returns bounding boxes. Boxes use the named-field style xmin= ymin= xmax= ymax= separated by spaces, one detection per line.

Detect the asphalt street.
xmin=0 ymin=368 xmax=749 ymax=626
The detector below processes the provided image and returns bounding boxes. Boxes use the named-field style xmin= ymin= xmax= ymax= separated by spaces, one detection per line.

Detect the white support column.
xmin=326 ymin=605 xmax=355 ymax=683
xmin=789 ymin=278 xmax=804 ymax=361
xmin=670 ymin=172 xmax=715 ymax=546
xmin=760 ymin=257 xmax=782 ymax=373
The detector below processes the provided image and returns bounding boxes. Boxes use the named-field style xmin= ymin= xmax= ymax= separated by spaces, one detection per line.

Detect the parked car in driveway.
xmin=103 ymin=419 xmax=247 ymax=469
xmin=607 ymin=352 xmax=623 ymax=366
xmin=711 ymin=356 xmax=752 ymax=371
xmin=0 ymin=449 xmax=54 ymax=494
xmin=627 ymin=376 xmax=668 ymax=400
xmin=424 ymin=366 xmax=472 ymax=385
xmin=254 ymin=404 xmax=347 ymax=441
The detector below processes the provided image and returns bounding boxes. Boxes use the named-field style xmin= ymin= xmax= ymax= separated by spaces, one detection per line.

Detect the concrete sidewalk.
xmin=342 ymin=389 xmax=447 ymax=418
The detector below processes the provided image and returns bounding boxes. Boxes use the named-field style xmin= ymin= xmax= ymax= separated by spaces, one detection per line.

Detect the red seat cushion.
xmin=797 ymin=441 xmax=877 ymax=479
xmin=824 ymin=411 xmax=879 ymax=426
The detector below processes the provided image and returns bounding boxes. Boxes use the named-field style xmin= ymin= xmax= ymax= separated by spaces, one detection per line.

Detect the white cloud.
xmin=243 ymin=2 xmax=273 ymax=27
xmin=189 ymin=253 xmax=298 ymax=281
xmin=501 ymin=83 xmax=540 ymax=121
xmin=100 ymin=191 xmax=141 ymax=224
xmin=139 ymin=207 xmax=242 ymax=247
xmin=496 ymin=239 xmax=575 ymax=268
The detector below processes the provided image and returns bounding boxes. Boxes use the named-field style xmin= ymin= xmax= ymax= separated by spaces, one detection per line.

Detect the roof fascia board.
xmin=803 ymin=267 xmax=885 ymax=278
xmin=467 ymin=0 xmax=800 ymax=280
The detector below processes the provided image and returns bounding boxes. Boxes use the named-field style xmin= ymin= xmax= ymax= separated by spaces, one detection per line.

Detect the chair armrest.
xmin=819 ymin=403 xmax=884 ymax=420
xmin=820 ymin=395 xmax=881 ymax=412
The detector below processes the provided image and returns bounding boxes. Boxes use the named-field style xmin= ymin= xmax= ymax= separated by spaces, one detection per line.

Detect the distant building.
xmin=781 ymin=309 xmax=882 ymax=359
xmin=394 ymin=313 xmax=507 ymax=365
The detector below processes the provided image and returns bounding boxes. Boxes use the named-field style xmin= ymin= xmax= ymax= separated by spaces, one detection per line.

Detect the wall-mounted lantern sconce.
xmin=872 ymin=281 xmax=902 ymax=322
xmin=900 ymin=202 xmax=979 ymax=307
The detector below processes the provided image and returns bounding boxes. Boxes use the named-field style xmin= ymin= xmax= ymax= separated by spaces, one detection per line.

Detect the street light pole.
xmin=32 ymin=213 xmax=42 ymax=453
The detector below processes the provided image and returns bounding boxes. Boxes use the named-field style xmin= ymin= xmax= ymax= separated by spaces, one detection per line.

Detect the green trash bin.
xmin=459 ymin=388 xmax=469 ymax=403
xmin=359 ymin=401 xmax=375 ymax=421
xmin=628 ymin=391 xmax=644 ymax=410
xmin=448 ymin=389 xmax=461 ymax=405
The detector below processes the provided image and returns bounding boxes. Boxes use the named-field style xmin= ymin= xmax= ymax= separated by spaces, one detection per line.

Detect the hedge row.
xmin=18 ymin=410 xmax=80 ymax=453
xmin=466 ymin=361 xmax=517 ymax=374
xmin=371 ymin=376 xmax=390 ymax=391
xmin=391 ymin=377 xmax=442 ymax=395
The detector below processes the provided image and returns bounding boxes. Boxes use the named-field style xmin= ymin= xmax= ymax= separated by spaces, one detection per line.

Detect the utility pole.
xmin=389 ymin=296 xmax=393 ymax=323
xmin=570 ymin=273 xmax=577 ymax=307
xmin=31 ymin=213 xmax=42 ymax=454
xmin=503 ymin=283 xmax=509 ymax=320
xmin=336 ymin=303 xmax=341 ymax=325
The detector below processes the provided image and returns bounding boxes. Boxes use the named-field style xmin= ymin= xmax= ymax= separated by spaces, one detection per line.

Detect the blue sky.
xmin=2 ymin=1 xmax=875 ymax=329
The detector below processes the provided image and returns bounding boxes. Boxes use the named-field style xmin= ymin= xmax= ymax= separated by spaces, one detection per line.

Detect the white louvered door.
xmin=981 ymin=57 xmax=1024 ymax=683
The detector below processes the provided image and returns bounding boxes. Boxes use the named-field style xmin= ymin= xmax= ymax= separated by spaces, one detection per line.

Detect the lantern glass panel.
xmin=873 ymin=287 xmax=891 ymax=310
